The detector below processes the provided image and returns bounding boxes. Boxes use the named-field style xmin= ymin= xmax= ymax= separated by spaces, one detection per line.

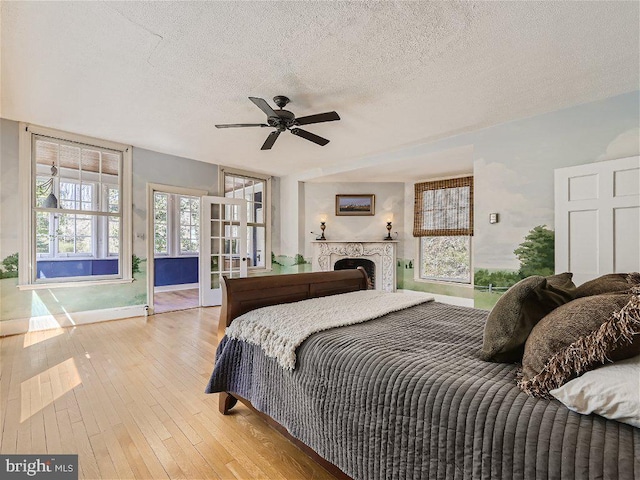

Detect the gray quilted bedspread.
xmin=205 ymin=301 xmax=640 ymax=480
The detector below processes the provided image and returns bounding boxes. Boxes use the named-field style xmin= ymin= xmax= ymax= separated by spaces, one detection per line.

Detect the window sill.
xmin=17 ymin=277 xmax=134 ymax=291
xmin=35 ymin=257 xmax=108 ymax=261
xmin=412 ymin=276 xmax=474 ymax=288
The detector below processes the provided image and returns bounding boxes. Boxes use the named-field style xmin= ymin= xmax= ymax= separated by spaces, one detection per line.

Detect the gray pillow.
xmin=574 ymin=273 xmax=635 ymax=298
xmin=519 ymin=292 xmax=640 ymax=397
xmin=479 ymin=272 xmax=576 ymax=363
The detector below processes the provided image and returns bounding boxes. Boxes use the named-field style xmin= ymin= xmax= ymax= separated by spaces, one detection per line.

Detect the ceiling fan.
xmin=215 ymin=96 xmax=340 ymax=150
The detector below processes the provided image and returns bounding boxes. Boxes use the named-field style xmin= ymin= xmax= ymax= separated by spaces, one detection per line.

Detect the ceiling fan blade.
xmin=215 ymin=123 xmax=269 ymax=128
xmin=290 ymin=128 xmax=330 ymax=146
xmin=261 ymin=131 xmax=281 ymax=150
xmin=249 ymin=97 xmax=278 ymax=118
xmin=294 ymin=111 xmax=340 ymax=126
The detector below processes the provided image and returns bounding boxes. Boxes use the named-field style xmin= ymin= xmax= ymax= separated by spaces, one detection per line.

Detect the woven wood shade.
xmin=413 ymin=176 xmax=474 ymax=237
xmin=35 ymin=137 xmax=120 ymax=175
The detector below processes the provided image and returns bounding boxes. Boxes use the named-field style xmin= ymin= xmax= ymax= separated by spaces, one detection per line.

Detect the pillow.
xmin=479 ymin=272 xmax=576 ymax=363
xmin=550 ymin=355 xmax=640 ymax=428
xmin=518 ymin=291 xmax=640 ymax=397
xmin=574 ymin=272 xmax=638 ymax=298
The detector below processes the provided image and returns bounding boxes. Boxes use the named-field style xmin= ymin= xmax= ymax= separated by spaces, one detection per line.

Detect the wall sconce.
xmin=489 ymin=213 xmax=499 ymax=224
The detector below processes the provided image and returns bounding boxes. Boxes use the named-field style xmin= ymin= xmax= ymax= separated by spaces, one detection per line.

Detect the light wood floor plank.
xmin=102 ymin=428 xmax=137 ymax=479
xmin=193 ymin=440 xmax=233 ymax=479
xmin=74 ymin=385 xmax=101 ymax=438
xmin=89 ymin=432 xmax=119 ymax=479
xmin=0 ymin=335 xmax=17 ymax=451
xmin=159 ymin=413 xmax=218 ymax=480
xmin=16 ymin=410 xmax=31 ymax=453
xmin=54 ymin=408 xmax=76 ymax=454
xmin=0 ymin=307 xmax=339 ymax=479
xmin=125 ymin=402 xmax=186 ymax=479
xmin=152 ymin=386 xmax=202 ymax=445
xmin=29 ymin=409 xmax=46 ymax=454
xmin=71 ymin=417 xmax=101 ymax=480
xmin=154 ymin=289 xmax=199 ymax=314
xmin=1 ymin=399 xmax=19 ymax=454
xmin=43 ymin=401 xmax=63 ymax=454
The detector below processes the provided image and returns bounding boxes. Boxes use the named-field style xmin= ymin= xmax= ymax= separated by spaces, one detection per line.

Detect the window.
xmin=153 ymin=192 xmax=200 ymax=257
xmin=179 ymin=196 xmax=199 ymax=254
xmin=36 ymin=177 xmax=105 ymax=258
xmin=222 ymin=169 xmax=271 ymax=270
xmin=105 ymin=186 xmax=120 ymax=256
xmin=20 ymin=125 xmax=132 ymax=286
xmin=413 ymin=176 xmax=473 ymax=283
xmin=154 ymin=192 xmax=169 ymax=255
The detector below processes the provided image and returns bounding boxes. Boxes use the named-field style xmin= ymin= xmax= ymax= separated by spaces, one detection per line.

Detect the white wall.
xmin=303 ymin=182 xmax=405 ymax=259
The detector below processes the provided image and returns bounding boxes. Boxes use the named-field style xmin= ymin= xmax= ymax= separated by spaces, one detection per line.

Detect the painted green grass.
xmin=397 ymin=265 xmax=474 ymax=299
xmin=473 ymin=291 xmax=503 ymax=311
xmin=1 ymin=261 xmax=147 ymax=321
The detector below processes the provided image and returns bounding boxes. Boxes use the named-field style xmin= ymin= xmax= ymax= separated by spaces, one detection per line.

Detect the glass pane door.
xmin=200 ymin=196 xmax=247 ymax=306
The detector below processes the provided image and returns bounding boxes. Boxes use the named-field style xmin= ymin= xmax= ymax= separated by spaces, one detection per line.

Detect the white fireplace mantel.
xmin=311 ymin=241 xmax=398 ymax=292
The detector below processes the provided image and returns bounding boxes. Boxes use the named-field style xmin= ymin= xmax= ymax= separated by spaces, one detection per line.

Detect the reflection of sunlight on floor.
xmin=27 ymin=315 xmax=62 ymax=334
xmin=30 ymin=289 xmax=56 ymax=317
xmin=20 ymin=358 xmax=82 ymax=423
xmin=25 ymin=290 xmax=76 ymax=336
xmin=23 ymin=327 xmax=64 ymax=348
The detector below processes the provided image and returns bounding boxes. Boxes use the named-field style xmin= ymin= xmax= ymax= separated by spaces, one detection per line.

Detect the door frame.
xmin=146 ymin=183 xmax=207 ymax=315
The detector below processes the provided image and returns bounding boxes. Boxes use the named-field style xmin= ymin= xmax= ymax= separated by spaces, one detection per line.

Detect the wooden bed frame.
xmin=217 ymin=268 xmax=369 ymax=479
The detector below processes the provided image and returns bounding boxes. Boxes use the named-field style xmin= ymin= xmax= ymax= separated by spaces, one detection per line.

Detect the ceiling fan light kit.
xmin=215 ymin=96 xmax=340 ymax=150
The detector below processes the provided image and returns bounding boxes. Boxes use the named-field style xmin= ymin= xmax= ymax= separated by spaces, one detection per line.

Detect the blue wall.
xmin=37 ymin=259 xmax=118 ymax=278
xmin=154 ymin=257 xmax=199 ymax=286
xmin=36 ymin=257 xmax=200 ymax=285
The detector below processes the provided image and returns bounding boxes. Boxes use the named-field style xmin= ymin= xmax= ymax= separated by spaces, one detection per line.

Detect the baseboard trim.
xmin=0 ymin=305 xmax=148 ymax=337
xmin=397 ymin=289 xmax=474 ymax=307
xmin=154 ymin=283 xmax=199 ymax=293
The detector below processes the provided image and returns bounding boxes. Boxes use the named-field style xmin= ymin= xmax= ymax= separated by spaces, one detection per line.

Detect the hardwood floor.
xmin=154 ymin=289 xmax=200 ymax=314
xmin=0 ymin=308 xmax=336 ymax=480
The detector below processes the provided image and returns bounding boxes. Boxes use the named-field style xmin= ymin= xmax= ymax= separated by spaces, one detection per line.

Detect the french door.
xmin=200 ymin=196 xmax=248 ymax=306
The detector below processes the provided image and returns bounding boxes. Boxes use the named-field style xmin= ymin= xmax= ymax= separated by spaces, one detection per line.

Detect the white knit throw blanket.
xmin=226 ymin=290 xmax=434 ymax=370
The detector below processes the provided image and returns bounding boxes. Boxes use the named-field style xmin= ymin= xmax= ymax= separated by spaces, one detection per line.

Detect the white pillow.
xmin=550 ymin=355 xmax=640 ymax=428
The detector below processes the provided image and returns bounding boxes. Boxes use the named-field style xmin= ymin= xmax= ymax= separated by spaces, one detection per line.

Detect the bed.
xmin=205 ymin=269 xmax=640 ymax=480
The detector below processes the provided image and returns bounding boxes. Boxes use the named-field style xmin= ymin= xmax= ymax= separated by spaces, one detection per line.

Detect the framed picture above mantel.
xmin=335 ymin=194 xmax=375 ymax=216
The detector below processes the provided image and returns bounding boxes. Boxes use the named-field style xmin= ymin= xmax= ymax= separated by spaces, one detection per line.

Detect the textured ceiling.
xmin=308 ymin=145 xmax=475 ymax=183
xmin=2 ymin=1 xmax=638 ymax=179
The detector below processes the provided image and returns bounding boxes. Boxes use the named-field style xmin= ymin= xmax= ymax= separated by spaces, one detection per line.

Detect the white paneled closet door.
xmin=555 ymin=156 xmax=640 ymax=286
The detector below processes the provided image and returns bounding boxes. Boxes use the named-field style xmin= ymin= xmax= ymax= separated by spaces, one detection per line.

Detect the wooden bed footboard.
xmin=217 ymin=268 xmax=369 ymax=410
xmin=218 ymin=267 xmax=369 ymax=341
xmin=215 ymin=269 xmax=368 ymax=479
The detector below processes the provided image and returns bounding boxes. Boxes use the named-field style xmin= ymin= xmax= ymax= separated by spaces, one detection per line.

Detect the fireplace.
xmin=311 ymin=241 xmax=397 ymax=292
xmin=334 ymin=258 xmax=375 ymax=289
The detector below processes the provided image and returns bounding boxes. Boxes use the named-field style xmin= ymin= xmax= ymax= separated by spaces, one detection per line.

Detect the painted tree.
xmin=1 ymin=253 xmax=19 ymax=279
xmin=514 ymin=225 xmax=555 ymax=277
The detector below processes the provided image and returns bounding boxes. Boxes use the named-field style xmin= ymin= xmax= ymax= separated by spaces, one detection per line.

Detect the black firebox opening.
xmin=334 ymin=258 xmax=375 ymax=289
